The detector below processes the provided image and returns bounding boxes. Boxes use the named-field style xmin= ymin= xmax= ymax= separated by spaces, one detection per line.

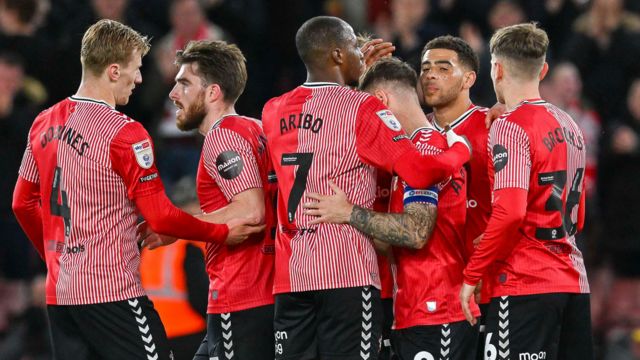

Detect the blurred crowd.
xmin=1 ymin=0 xmax=640 ymax=359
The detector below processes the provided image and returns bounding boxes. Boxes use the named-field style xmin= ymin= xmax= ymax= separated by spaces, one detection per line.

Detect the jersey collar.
xmin=210 ymin=113 xmax=240 ymax=131
xmin=301 ymin=82 xmax=341 ymax=88
xmin=432 ymin=104 xmax=478 ymax=133
xmin=69 ymin=95 xmax=114 ymax=109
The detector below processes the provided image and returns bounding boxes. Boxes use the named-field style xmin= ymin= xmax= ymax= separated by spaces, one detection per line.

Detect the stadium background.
xmin=1 ymin=0 xmax=639 ymax=358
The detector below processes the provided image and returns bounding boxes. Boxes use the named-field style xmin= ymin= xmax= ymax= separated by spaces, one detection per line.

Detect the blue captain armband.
xmin=403 ymin=184 xmax=439 ymax=206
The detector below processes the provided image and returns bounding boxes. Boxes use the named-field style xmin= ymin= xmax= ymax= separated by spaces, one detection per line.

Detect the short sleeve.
xmin=355 ymin=97 xmax=415 ymax=173
xmin=18 ymin=139 xmax=40 ymax=183
xmin=489 ymin=119 xmax=531 ymax=190
xmin=203 ymin=127 xmax=263 ymax=202
xmin=110 ymin=122 xmax=164 ymax=200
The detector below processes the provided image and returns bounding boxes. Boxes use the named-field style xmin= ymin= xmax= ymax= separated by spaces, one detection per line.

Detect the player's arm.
xmin=111 ymin=122 xmax=234 ymax=244
xmin=12 ymin=141 xmax=45 ymax=259
xmin=354 ymin=98 xmax=471 ymax=190
xmin=304 ymin=181 xmax=438 ymax=249
xmin=12 ymin=176 xmax=44 ymax=259
xmin=460 ymin=120 xmax=530 ymax=324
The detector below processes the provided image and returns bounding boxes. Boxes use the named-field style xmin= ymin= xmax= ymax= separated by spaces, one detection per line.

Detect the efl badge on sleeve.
xmin=376 ymin=109 xmax=402 ymax=131
xmin=132 ymin=139 xmax=154 ymax=169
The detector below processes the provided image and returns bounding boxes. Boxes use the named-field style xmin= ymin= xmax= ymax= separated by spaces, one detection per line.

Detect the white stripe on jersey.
xmin=490 ymin=119 xmax=531 ymax=190
xmin=289 ymin=85 xmax=380 ymax=292
xmin=54 ymin=99 xmax=144 ymax=304
xmin=544 ymin=103 xmax=590 ymax=293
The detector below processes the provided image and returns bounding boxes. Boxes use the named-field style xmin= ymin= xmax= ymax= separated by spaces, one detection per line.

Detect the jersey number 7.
xmin=281 ymin=153 xmax=313 ymax=222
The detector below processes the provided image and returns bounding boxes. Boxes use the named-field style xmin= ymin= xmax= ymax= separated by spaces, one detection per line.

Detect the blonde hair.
xmin=81 ymin=19 xmax=151 ymax=76
xmin=490 ymin=23 xmax=548 ymax=80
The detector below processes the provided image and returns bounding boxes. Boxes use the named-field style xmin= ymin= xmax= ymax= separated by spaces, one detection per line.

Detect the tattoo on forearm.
xmin=349 ymin=203 xmax=437 ymax=249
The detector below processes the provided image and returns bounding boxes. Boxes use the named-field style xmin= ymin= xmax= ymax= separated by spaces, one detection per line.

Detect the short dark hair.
xmin=175 ymin=40 xmax=247 ymax=104
xmin=359 ymin=57 xmax=417 ymax=92
xmin=490 ymin=23 xmax=548 ymax=79
xmin=421 ymin=35 xmax=479 ymax=74
xmin=295 ymin=16 xmax=352 ymax=68
xmin=4 ymin=0 xmax=38 ymax=25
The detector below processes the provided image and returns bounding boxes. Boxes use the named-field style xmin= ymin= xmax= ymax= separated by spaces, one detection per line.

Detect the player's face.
xmin=339 ymin=26 xmax=364 ymax=87
xmin=419 ymin=48 xmax=465 ymax=108
xmin=169 ymin=63 xmax=207 ymax=131
xmin=114 ymin=49 xmax=143 ymax=106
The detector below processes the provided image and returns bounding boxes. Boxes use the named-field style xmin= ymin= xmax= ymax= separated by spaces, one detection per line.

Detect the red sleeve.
xmin=110 ymin=122 xmax=164 ymax=200
xmin=393 ymin=142 xmax=470 ymax=189
xmin=203 ymin=127 xmax=263 ymax=201
xmin=12 ymin=177 xmax=45 ymax=259
xmin=135 ymin=192 xmax=229 ymax=243
xmin=354 ymin=97 xmax=415 ymax=173
xmin=463 ymin=187 xmax=527 ymax=285
xmin=490 ymin=119 xmax=531 ymax=191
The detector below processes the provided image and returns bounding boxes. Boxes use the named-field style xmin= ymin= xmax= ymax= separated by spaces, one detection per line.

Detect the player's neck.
xmin=397 ymin=104 xmax=430 ymax=136
xmin=432 ymin=96 xmax=472 ymax=128
xmin=503 ymin=81 xmax=541 ymax=111
xmin=305 ymin=68 xmax=345 ymax=86
xmin=199 ymin=103 xmax=237 ymax=135
xmin=75 ymin=79 xmax=116 ymax=107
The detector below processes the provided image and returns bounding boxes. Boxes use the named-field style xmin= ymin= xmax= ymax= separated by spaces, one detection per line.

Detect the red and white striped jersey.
xmin=373 ymin=170 xmax=394 ymax=300
xmin=487 ymin=99 xmax=589 ymax=296
xmin=430 ymin=105 xmax=491 ymax=253
xmin=196 ymin=115 xmax=276 ymax=314
xmin=429 ymin=105 xmax=493 ymax=303
xmin=18 ymin=96 xmax=165 ymax=305
xmin=391 ymin=127 xmax=479 ymax=328
xmin=262 ymin=82 xmax=417 ymax=293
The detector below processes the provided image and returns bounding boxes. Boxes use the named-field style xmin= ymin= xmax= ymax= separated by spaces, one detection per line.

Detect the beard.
xmin=176 ymin=92 xmax=206 ymax=131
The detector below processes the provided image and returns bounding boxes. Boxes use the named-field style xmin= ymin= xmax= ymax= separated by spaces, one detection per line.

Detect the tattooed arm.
xmin=349 ymin=202 xmax=437 ymax=249
xmin=304 ymin=181 xmax=438 ymax=249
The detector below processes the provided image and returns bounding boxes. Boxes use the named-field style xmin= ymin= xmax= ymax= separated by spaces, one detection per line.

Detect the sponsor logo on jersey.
xmin=392 ymin=134 xmax=409 ymax=142
xmin=519 ymin=351 xmax=547 ymax=360
xmin=132 ymin=139 xmax=154 ymax=169
xmin=139 ymin=173 xmax=159 ymax=183
xmin=492 ymin=144 xmax=508 ymax=172
xmin=376 ymin=110 xmax=402 ymax=131
xmin=216 ymin=151 xmax=244 ymax=180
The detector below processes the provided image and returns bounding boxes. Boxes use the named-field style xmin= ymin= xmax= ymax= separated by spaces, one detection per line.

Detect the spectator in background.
xmin=542 ymin=62 xmax=601 ymax=201
xmin=596 ymin=79 xmax=640 ymax=355
xmin=563 ymin=0 xmax=640 ymax=121
xmin=0 ymin=275 xmax=51 ymax=360
xmin=140 ymin=177 xmax=208 ymax=360
xmin=375 ymin=0 xmax=448 ymax=71
xmin=459 ymin=0 xmax=527 ymax=107
xmin=139 ymin=0 xmax=228 ymax=188
xmin=0 ymin=52 xmax=41 ymax=334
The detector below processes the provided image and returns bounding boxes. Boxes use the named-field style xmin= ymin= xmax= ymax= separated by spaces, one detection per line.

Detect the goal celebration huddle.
xmin=12 ymin=14 xmax=591 ymax=360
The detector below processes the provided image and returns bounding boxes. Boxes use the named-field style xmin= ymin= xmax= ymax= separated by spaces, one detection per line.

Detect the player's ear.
xmin=462 ymin=71 xmax=477 ymax=90
xmin=206 ymin=83 xmax=223 ymax=103
xmin=331 ymin=48 xmax=343 ymax=65
xmin=107 ymin=63 xmax=120 ymax=81
xmin=373 ymin=89 xmax=389 ymax=106
xmin=539 ymin=62 xmax=549 ymax=81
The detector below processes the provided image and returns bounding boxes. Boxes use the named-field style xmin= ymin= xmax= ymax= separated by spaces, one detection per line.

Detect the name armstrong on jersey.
xmin=279 ymin=113 xmax=324 ymax=134
xmin=40 ymin=125 xmax=90 ymax=156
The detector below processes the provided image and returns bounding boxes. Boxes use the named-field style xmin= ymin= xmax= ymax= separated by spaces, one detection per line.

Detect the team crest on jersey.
xmin=376 ymin=110 xmax=402 ymax=131
xmin=132 ymin=139 xmax=154 ymax=169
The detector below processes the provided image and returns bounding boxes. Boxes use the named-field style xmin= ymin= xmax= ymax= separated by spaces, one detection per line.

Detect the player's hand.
xmin=460 ymin=282 xmax=479 ymax=325
xmin=472 ymin=234 xmax=483 ymax=247
xmin=142 ymin=233 xmax=178 ymax=250
xmin=304 ymin=180 xmax=353 ymax=225
xmin=485 ymin=102 xmax=507 ymax=129
xmin=226 ymin=217 xmax=265 ymax=246
xmin=444 ymin=126 xmax=472 ymax=155
xmin=361 ymin=38 xmax=395 ymax=70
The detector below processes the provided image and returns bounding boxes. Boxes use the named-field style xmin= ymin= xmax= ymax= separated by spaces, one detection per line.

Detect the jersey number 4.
xmin=281 ymin=153 xmax=313 ymax=222
xmin=50 ymin=166 xmax=71 ymax=236
xmin=536 ymin=168 xmax=584 ymax=240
